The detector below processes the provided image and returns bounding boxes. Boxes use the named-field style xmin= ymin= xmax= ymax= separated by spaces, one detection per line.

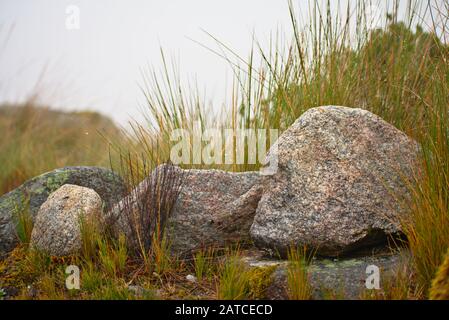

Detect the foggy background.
xmin=0 ymin=0 xmax=443 ymax=125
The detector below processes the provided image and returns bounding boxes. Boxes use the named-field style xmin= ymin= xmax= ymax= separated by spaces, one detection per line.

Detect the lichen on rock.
xmin=0 ymin=166 xmax=126 ymax=256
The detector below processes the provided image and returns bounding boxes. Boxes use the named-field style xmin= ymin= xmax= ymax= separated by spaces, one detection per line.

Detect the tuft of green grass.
xmin=216 ymin=255 xmax=249 ymax=300
xmin=401 ymin=95 xmax=449 ymax=295
xmin=150 ymin=231 xmax=174 ymax=276
xmin=286 ymin=246 xmax=313 ymax=300
xmin=97 ymin=234 xmax=128 ymax=278
xmin=81 ymin=260 xmax=105 ymax=293
xmin=35 ymin=271 xmax=66 ymax=300
xmin=193 ymin=248 xmax=216 ymax=282
xmin=12 ymin=196 xmax=33 ymax=245
xmin=79 ymin=213 xmax=103 ymax=261
xmin=19 ymin=249 xmax=52 ymax=282
xmin=216 ymin=249 xmax=275 ymax=300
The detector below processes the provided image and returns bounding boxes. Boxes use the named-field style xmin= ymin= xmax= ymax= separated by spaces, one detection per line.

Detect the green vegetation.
xmin=97 ymin=234 xmax=128 ymax=278
xmin=193 ymin=248 xmax=216 ymax=282
xmin=286 ymin=246 xmax=313 ymax=300
xmin=216 ymin=250 xmax=276 ymax=300
xmin=0 ymin=1 xmax=448 ymax=300
xmin=216 ymin=255 xmax=250 ymax=300
xmin=129 ymin=0 xmax=448 ymax=299
xmin=12 ymin=196 xmax=33 ymax=245
xmin=0 ymin=103 xmax=123 ymax=195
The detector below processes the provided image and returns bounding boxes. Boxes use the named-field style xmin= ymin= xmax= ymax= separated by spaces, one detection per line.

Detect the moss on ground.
xmin=246 ymin=265 xmax=277 ymax=299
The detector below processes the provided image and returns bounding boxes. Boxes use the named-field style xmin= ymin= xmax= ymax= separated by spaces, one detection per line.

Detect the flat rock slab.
xmin=0 ymin=166 xmax=126 ymax=256
xmin=242 ymin=249 xmax=406 ymax=300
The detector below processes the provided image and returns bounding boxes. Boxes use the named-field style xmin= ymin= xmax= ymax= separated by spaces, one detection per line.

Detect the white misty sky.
xmin=0 ymin=0 xmax=441 ymax=125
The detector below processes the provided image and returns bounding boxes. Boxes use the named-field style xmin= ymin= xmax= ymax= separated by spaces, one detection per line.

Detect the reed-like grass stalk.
xmin=287 ymin=246 xmax=313 ymax=300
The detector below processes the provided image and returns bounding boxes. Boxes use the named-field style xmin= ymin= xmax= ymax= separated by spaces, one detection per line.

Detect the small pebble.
xmin=186 ymin=274 xmax=197 ymax=283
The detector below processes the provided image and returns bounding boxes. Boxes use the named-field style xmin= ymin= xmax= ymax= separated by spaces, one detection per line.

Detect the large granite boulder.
xmin=110 ymin=165 xmax=264 ymax=255
xmin=170 ymin=168 xmax=264 ymax=254
xmin=30 ymin=184 xmax=103 ymax=256
xmin=251 ymin=106 xmax=420 ymax=257
xmin=0 ymin=166 xmax=126 ymax=256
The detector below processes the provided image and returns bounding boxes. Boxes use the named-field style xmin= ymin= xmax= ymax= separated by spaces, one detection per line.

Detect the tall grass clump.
xmin=287 ymin=246 xmax=313 ymax=300
xmin=402 ymin=96 xmax=449 ymax=295
xmin=216 ymin=248 xmax=276 ymax=300
xmin=136 ymin=2 xmax=446 ymax=158
xmin=79 ymin=213 xmax=102 ymax=261
xmin=216 ymin=248 xmax=248 ymax=300
xmin=217 ymin=255 xmax=249 ymax=300
xmin=109 ymin=151 xmax=184 ymax=273
xmin=193 ymin=248 xmax=216 ymax=282
xmin=97 ymin=234 xmax=128 ymax=278
xmin=12 ymin=197 xmax=33 ymax=245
